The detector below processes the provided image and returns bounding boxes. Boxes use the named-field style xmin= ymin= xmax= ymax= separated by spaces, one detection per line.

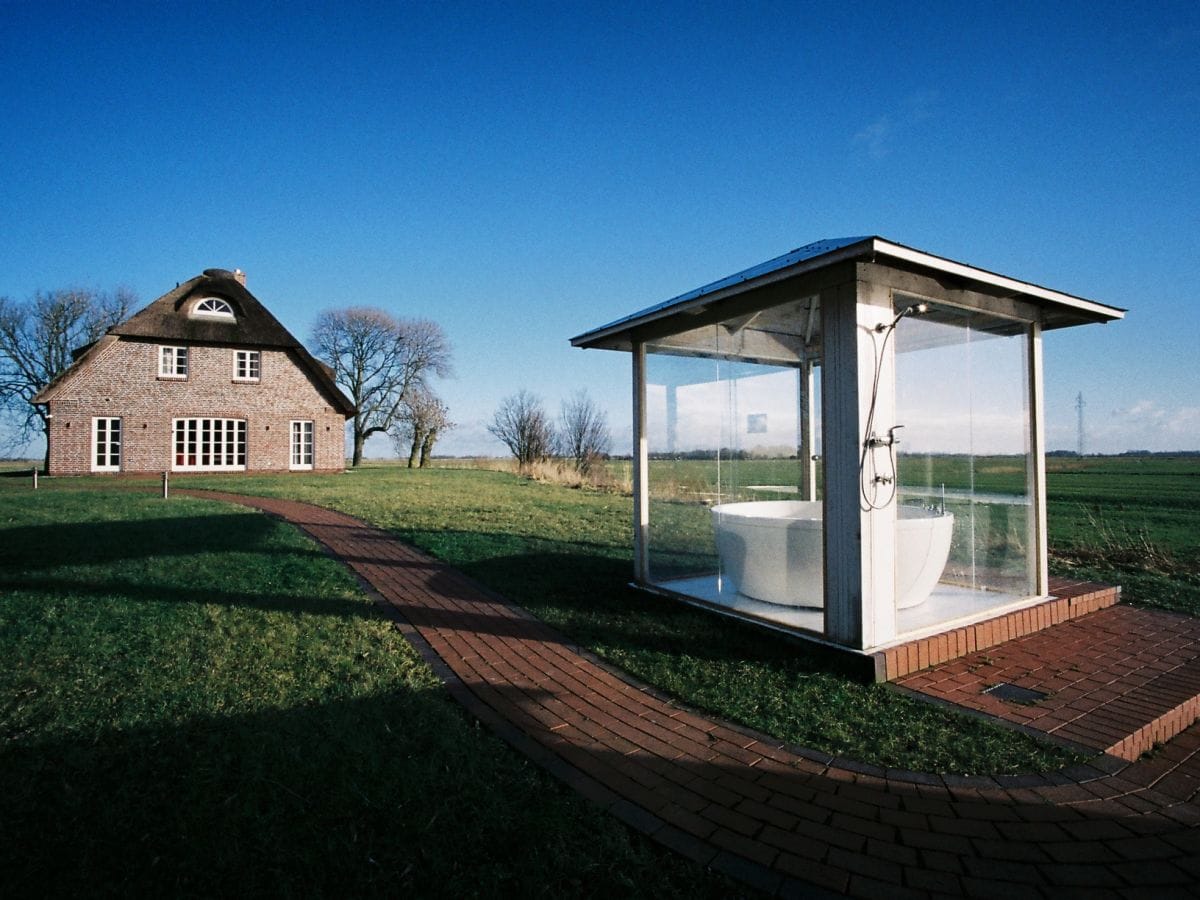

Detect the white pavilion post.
xmin=632 ymin=341 xmax=650 ymax=583
xmin=1029 ymin=321 xmax=1049 ymax=597
xmin=799 ymin=358 xmax=817 ymax=500
xmin=821 ymin=285 xmax=898 ymax=649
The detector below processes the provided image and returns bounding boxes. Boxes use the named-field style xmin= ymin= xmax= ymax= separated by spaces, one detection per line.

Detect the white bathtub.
xmin=711 ymin=500 xmax=953 ymax=609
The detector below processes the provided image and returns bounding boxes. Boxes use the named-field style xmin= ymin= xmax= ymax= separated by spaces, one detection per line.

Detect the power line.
xmin=1076 ymin=391 xmax=1086 ymax=456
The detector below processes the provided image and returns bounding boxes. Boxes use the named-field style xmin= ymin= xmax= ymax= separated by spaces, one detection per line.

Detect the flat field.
xmin=1 ymin=456 xmax=1194 ymax=894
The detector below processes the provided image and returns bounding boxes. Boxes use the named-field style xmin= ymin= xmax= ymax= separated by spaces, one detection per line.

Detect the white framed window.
xmin=92 ymin=417 xmax=121 ymax=472
xmin=193 ymin=297 xmax=235 ymax=319
xmin=234 ymin=349 xmax=260 ymax=381
xmin=173 ymin=418 xmax=246 ymax=471
xmin=290 ymin=420 xmax=314 ymax=470
xmin=159 ymin=345 xmax=188 ymax=378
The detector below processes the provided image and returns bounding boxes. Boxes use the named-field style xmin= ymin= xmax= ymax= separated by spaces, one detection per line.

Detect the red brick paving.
xmin=897 ymin=604 xmax=1200 ymax=761
xmin=195 ymin=492 xmax=1200 ymax=898
xmin=873 ymin=577 xmax=1120 ymax=680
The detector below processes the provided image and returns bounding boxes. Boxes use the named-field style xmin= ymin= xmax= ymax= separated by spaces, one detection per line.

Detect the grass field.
xmin=128 ymin=467 xmax=1083 ymax=770
xmin=2 ymin=457 xmax=1195 ymax=893
xmin=0 ymin=489 xmax=742 ymax=897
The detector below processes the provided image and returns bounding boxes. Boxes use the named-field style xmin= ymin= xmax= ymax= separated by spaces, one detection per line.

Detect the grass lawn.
xmin=0 ymin=489 xmax=741 ymax=898
xmin=166 ymin=466 xmax=1083 ymax=774
xmin=1044 ymin=456 xmax=1200 ymax=615
xmin=7 ymin=458 xmax=1191 ymax=894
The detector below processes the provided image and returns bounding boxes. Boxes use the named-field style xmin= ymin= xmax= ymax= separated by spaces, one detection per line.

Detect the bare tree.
xmin=560 ymin=389 xmax=611 ymax=475
xmin=313 ymin=308 xmax=452 ymax=466
xmin=488 ymin=390 xmax=555 ymax=473
xmin=0 ymin=287 xmax=133 ymax=471
xmin=389 ymin=388 xmax=453 ymax=468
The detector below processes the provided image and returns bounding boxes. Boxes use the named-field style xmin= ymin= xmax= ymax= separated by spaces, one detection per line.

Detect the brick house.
xmin=33 ymin=268 xmax=354 ymax=475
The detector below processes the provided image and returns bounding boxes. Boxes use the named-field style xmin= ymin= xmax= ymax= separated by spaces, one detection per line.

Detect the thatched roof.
xmin=34 ymin=269 xmax=355 ymax=416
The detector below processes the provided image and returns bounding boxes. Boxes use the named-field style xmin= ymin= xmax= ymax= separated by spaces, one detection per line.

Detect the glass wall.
xmin=643 ymin=321 xmax=824 ymax=635
xmin=892 ymin=296 xmax=1036 ymax=635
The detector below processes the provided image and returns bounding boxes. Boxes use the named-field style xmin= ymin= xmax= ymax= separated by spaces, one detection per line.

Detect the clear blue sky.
xmin=3 ymin=0 xmax=1198 ymax=456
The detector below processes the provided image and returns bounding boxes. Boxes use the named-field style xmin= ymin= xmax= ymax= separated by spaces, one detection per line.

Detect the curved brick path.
xmin=199 ymin=492 xmax=1200 ymax=897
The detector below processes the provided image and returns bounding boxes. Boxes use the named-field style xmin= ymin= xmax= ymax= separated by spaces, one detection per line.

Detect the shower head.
xmin=876 ymin=302 xmax=930 ymax=332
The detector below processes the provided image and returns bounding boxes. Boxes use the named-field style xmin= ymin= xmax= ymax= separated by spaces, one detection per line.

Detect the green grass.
xmin=7 ymin=457 xmax=1193 ymax=892
xmin=1044 ymin=457 xmax=1200 ymax=615
xmin=154 ymin=466 xmax=1083 ymax=774
xmin=0 ymin=490 xmax=742 ymax=898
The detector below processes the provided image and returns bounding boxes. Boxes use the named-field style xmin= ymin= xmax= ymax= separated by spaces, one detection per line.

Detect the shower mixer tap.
xmin=864 ymin=425 xmax=904 ymax=449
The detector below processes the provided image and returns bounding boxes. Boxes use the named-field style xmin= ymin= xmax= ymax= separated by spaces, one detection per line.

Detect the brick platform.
xmin=192 ymin=492 xmax=1200 ymax=898
xmin=896 ymin=603 xmax=1200 ymax=760
xmin=873 ymin=577 xmax=1121 ymax=681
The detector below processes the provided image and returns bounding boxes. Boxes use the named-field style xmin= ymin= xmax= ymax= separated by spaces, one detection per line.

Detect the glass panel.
xmin=172 ymin=418 xmax=245 ymax=470
xmin=893 ymin=297 xmax=1036 ymax=636
xmin=644 ymin=317 xmax=824 ymax=635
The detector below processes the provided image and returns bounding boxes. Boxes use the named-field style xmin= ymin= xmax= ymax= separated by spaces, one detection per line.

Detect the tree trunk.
xmin=352 ymin=429 xmax=366 ymax=467
xmin=42 ymin=423 xmax=50 ymax=475
xmin=419 ymin=428 xmax=438 ymax=468
xmin=407 ymin=430 xmax=421 ymax=468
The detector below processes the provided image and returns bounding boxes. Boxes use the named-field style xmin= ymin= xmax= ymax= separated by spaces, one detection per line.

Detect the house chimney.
xmin=233 ymin=269 xmax=246 ymax=285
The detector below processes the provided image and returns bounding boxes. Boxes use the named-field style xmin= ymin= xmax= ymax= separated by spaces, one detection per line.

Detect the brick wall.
xmin=46 ymin=338 xmax=347 ymax=475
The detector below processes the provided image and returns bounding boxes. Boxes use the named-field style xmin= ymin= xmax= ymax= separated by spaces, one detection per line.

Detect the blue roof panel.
xmin=573 ymin=236 xmax=871 ymax=345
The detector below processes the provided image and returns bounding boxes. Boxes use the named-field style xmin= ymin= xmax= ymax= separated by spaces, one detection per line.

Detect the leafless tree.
xmin=0 ymin=287 xmax=133 ymax=471
xmin=488 ymin=390 xmax=555 ymax=473
xmin=313 ymin=308 xmax=452 ymax=466
xmin=389 ymin=388 xmax=454 ymax=468
xmin=559 ymin=389 xmax=611 ymax=475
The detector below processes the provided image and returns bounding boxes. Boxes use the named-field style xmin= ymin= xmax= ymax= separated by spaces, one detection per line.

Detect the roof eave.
xmin=571 ymin=236 xmax=1126 ymax=352
xmin=871 ymin=238 xmax=1126 ymax=326
xmin=571 ymin=237 xmax=876 ymax=350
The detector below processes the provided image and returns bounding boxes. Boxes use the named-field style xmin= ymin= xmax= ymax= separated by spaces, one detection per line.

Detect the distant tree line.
xmin=1049 ymin=449 xmax=1200 ymax=458
xmin=488 ymin=389 xmax=611 ymax=475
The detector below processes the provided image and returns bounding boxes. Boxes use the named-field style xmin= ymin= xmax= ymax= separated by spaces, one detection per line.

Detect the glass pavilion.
xmin=571 ymin=237 xmax=1124 ymax=655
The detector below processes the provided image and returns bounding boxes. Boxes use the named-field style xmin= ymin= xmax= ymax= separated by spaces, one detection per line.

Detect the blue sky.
xmin=3 ymin=0 xmax=1198 ymax=456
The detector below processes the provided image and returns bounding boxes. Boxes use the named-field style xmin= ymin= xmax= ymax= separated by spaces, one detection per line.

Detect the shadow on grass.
xmin=0 ymin=513 xmax=326 ymax=570
xmin=0 ymin=573 xmax=381 ymax=620
xmin=4 ymin=678 xmax=1187 ymax=899
xmin=0 ymin=687 xmax=735 ymax=899
xmin=417 ymin=548 xmax=868 ymax=681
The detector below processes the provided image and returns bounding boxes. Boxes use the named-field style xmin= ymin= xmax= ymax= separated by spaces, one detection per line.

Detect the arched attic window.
xmin=192 ymin=297 xmax=236 ymax=321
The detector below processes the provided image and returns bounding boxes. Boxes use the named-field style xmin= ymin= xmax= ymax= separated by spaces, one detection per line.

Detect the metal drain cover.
xmin=984 ymin=683 xmax=1048 ymax=704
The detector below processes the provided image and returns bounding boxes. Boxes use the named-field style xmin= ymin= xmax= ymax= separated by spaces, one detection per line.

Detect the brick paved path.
xmin=898 ymin=605 xmax=1200 ymax=761
xmin=200 ymin=492 xmax=1200 ymax=897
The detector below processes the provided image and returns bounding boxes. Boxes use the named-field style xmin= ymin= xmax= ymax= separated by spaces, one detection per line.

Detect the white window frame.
xmin=172 ymin=418 xmax=247 ymax=471
xmin=234 ymin=349 xmax=261 ymax=382
xmin=193 ymin=297 xmax=235 ymax=320
xmin=159 ymin=345 xmax=188 ymax=379
xmin=290 ymin=420 xmax=314 ymax=470
xmin=92 ymin=417 xmax=122 ymax=472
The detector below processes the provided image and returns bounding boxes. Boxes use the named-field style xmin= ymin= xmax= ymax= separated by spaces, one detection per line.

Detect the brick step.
xmin=896 ymin=603 xmax=1200 ymax=760
xmin=874 ymin=577 xmax=1120 ymax=681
